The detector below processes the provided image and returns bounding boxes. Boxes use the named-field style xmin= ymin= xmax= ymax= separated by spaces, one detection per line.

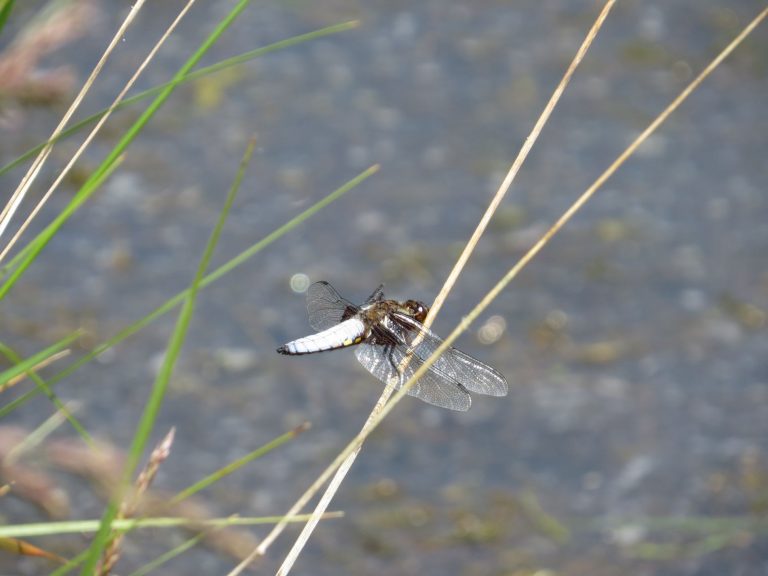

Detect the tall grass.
xmin=0 ymin=2 xmax=366 ymax=574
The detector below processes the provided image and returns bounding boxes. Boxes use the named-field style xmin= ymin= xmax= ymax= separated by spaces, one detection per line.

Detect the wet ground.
xmin=1 ymin=0 xmax=767 ymax=574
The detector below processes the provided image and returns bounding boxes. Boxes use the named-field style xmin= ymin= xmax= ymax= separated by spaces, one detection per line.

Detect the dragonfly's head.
xmin=402 ymin=299 xmax=429 ymax=323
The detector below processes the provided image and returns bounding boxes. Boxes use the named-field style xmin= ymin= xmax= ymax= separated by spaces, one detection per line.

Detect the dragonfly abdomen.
xmin=277 ymin=318 xmax=366 ymax=355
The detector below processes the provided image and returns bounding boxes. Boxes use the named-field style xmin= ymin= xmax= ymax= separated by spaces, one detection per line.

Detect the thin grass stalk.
xmin=170 ymin=422 xmax=311 ymax=505
xmin=0 ymin=1 xmax=147 ymax=248
xmin=0 ymin=345 xmax=90 ymax=444
xmin=121 ymin=135 xmax=253 ymax=475
xmin=231 ymin=7 xmax=768 ymax=573
xmin=272 ymin=4 xmax=616 ymax=574
xmin=0 ymin=348 xmax=68 ymax=391
xmin=601 ymin=516 xmax=768 ymax=535
xmin=0 ymin=0 xmax=196 ymax=265
xmin=0 ymin=513 xmax=346 ymax=539
xmin=78 ymin=130 xmax=255 ymax=575
xmin=0 ymin=330 xmax=80 ymax=386
xmin=0 ymin=145 xmax=123 ymax=299
xmin=2 ymin=401 xmax=80 ymax=465
xmin=51 ymin=549 xmax=89 ymax=576
xmin=126 ymin=531 xmax=207 ymax=576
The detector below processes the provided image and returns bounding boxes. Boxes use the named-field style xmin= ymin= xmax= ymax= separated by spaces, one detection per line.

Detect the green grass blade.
xmin=3 ymin=402 xmax=79 ymax=465
xmin=0 ymin=164 xmax=378 ymax=417
xmin=0 ymin=513 xmax=345 ymax=538
xmin=0 ymin=389 xmax=31 ymax=419
xmin=125 ymin=136 xmax=253 ymax=477
xmin=50 ymin=549 xmax=88 ymax=576
xmin=0 ymin=331 xmax=80 ymax=388
xmin=127 ymin=532 xmax=206 ymax=576
xmin=0 ymin=0 xmax=15 ymax=34
xmin=0 ymin=0 xmax=253 ymax=302
xmin=0 ymin=343 xmax=91 ymax=444
xmin=171 ymin=422 xmax=311 ymax=505
xmin=598 ymin=515 xmax=768 ymax=535
xmin=0 ymin=156 xmax=122 ymax=300
xmin=79 ymin=123 xmax=254 ymax=575
xmin=0 ymin=385 xmax=37 ymax=419
xmin=0 ymin=20 xmax=358 ymax=183
xmin=28 ymin=512 xmax=344 ymax=575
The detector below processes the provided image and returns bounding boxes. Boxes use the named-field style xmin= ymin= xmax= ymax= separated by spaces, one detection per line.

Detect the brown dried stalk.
xmin=98 ymin=428 xmax=175 ymax=576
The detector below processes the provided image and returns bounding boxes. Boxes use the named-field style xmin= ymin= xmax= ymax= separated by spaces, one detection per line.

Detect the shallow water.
xmin=1 ymin=1 xmax=767 ymax=574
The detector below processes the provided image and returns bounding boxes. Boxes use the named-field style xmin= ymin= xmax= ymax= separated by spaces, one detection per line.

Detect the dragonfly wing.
xmin=395 ymin=314 xmax=508 ymax=398
xmin=306 ymin=281 xmax=358 ymax=331
xmin=365 ymin=284 xmax=385 ymax=303
xmin=354 ymin=329 xmax=472 ymax=412
xmin=440 ymin=345 xmax=508 ymax=397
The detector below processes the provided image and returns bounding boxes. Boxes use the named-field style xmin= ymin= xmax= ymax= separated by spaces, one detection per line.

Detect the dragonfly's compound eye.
xmin=404 ymin=299 xmax=429 ymax=323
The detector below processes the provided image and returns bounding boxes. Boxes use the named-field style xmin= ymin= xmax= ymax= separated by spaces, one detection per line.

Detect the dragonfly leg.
xmin=384 ymin=344 xmax=401 ymax=381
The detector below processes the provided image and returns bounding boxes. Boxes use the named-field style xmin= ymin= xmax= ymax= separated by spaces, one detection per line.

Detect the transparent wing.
xmin=354 ymin=336 xmax=472 ymax=411
xmin=306 ymin=281 xmax=358 ymax=331
xmin=365 ymin=284 xmax=385 ymax=303
xmin=394 ymin=314 xmax=508 ymax=398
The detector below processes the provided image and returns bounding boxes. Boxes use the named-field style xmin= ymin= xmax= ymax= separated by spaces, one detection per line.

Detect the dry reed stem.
xmin=225 ymin=4 xmax=617 ymax=575
xmin=2 ymin=401 xmax=80 ymax=466
xmin=272 ymin=3 xmax=618 ymax=575
xmin=0 ymin=0 xmax=199 ymax=265
xmin=231 ymin=5 xmax=768 ymax=575
xmin=99 ymin=428 xmax=175 ymax=576
xmin=0 ymin=0 xmax=148 ymax=255
xmin=0 ymin=349 xmax=70 ymax=392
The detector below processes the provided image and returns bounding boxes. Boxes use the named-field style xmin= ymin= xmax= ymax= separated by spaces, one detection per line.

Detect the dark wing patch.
xmin=306 ymin=281 xmax=358 ymax=331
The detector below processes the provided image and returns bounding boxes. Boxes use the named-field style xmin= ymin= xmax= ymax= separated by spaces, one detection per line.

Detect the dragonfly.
xmin=277 ymin=281 xmax=508 ymax=411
